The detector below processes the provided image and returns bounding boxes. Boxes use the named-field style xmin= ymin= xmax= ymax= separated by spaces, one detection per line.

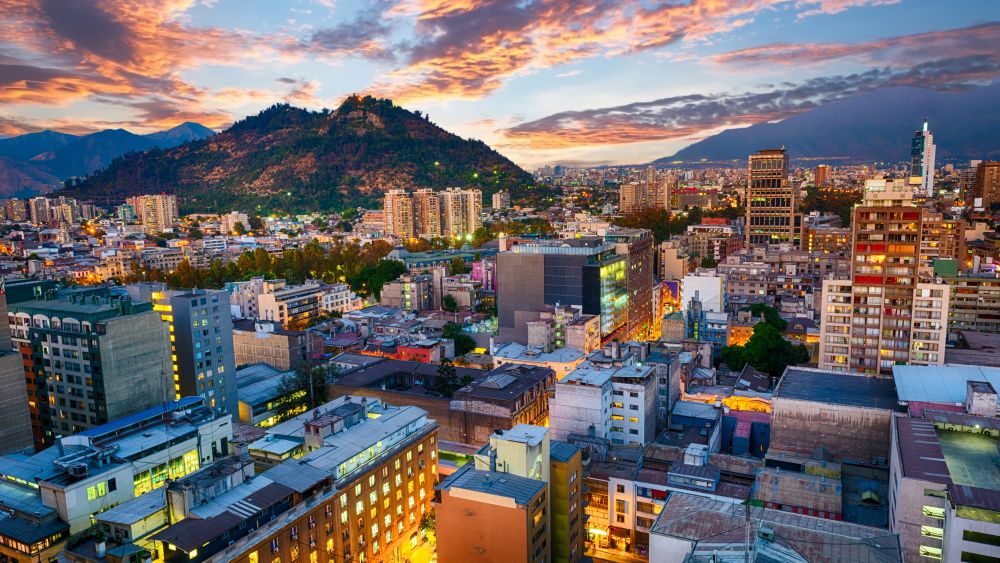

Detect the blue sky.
xmin=1 ymin=0 xmax=997 ymax=167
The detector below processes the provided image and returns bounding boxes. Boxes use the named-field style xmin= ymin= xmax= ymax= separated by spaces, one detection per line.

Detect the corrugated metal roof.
xmin=893 ymin=416 xmax=951 ymax=484
xmin=948 ymin=484 xmax=1000 ymax=512
xmin=550 ymin=440 xmax=581 ymax=463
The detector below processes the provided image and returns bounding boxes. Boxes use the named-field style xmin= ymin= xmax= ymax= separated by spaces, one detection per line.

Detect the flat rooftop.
xmin=776 ymin=367 xmax=901 ymax=410
xmin=893 ymin=365 xmax=1000 ymax=405
xmin=438 ymin=465 xmax=545 ymax=506
xmin=939 ymin=429 xmax=1000 ymax=489
xmin=560 ymin=363 xmax=613 ymax=387
xmin=493 ymin=342 xmax=586 ymax=365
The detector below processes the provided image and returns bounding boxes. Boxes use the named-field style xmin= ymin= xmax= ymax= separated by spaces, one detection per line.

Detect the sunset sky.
xmin=1 ymin=0 xmax=997 ymax=167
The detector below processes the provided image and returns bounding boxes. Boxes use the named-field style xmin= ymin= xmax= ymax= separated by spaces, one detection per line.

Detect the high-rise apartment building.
xmin=492 ymin=190 xmax=511 ymax=209
xmin=6 ymin=198 xmax=27 ymax=222
xmin=815 ymin=164 xmax=832 ymax=187
xmin=28 ymin=196 xmax=50 ymax=224
xmin=909 ymin=119 xmax=936 ymax=197
xmin=412 ymin=188 xmax=442 ymax=237
xmin=440 ymin=187 xmax=482 ymax=238
xmin=127 ymin=194 xmax=179 ymax=234
xmin=8 ymin=288 xmax=173 ymax=448
xmin=972 ymin=160 xmax=1000 ymax=211
xmin=126 ymin=283 xmax=239 ymax=415
xmin=745 ymin=148 xmax=801 ymax=248
xmin=383 ymin=189 xmax=415 ymax=238
xmin=817 ymin=179 xmax=956 ymax=376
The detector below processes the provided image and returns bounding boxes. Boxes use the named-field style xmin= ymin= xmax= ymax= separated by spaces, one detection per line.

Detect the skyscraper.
xmin=909 ymin=119 xmax=936 ymax=197
xmin=817 ymin=178 xmax=958 ymax=376
xmin=606 ymin=228 xmax=654 ymax=340
xmin=745 ymin=148 xmax=801 ymax=248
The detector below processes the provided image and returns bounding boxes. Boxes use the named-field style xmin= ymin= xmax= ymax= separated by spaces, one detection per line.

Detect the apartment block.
xmin=8 ymin=288 xmax=173 ymax=448
xmin=232 ymin=319 xmax=313 ymax=370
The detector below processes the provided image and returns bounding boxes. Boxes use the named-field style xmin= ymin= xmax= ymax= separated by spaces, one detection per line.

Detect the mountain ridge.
xmin=655 ymin=83 xmax=1000 ymax=163
xmin=61 ymin=96 xmax=534 ymax=212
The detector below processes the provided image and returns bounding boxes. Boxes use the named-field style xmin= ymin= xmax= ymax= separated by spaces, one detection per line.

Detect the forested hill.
xmin=62 ymin=96 xmax=534 ymax=212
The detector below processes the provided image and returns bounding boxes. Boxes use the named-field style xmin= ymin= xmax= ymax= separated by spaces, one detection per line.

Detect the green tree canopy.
xmin=442 ymin=322 xmax=476 ymax=356
xmin=720 ymin=323 xmax=809 ymax=379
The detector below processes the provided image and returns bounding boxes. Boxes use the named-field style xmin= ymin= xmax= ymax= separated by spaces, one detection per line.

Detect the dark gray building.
xmin=127 ymin=283 xmax=239 ymax=416
xmin=8 ymin=288 xmax=173 ymax=448
xmin=498 ymin=238 xmax=628 ymax=344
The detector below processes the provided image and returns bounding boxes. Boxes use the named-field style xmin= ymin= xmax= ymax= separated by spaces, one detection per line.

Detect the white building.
xmin=681 ymin=273 xmax=724 ymax=313
xmin=319 ymin=282 xmax=364 ymax=314
xmin=549 ymin=362 xmax=657 ymax=446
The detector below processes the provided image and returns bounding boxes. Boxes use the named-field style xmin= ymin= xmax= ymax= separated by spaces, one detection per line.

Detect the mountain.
xmin=62 ymin=96 xmax=534 ymax=212
xmin=656 ymin=83 xmax=1000 ymax=163
xmin=0 ymin=130 xmax=79 ymax=161
xmin=145 ymin=122 xmax=215 ymax=147
xmin=0 ymin=156 xmax=61 ymax=197
xmin=32 ymin=128 xmax=164 ymax=178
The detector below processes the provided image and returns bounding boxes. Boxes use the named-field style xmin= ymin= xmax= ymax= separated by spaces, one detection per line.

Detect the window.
xmin=616 ymin=484 xmax=625 ymax=493
xmin=963 ymin=529 xmax=1000 ymax=547
xmin=615 ymin=500 xmax=628 ymax=514
xmin=616 ymin=514 xmax=625 ymax=523
xmin=962 ymin=551 xmax=998 ymax=563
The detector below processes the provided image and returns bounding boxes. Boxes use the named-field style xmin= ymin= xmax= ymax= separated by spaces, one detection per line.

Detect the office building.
xmin=383 ymin=188 xmax=415 ymax=238
xmin=8 ymin=289 xmax=173 ymax=448
xmin=215 ymin=396 xmax=438 ymax=563
xmin=745 ymin=148 xmax=801 ymax=248
xmin=498 ymin=238 xmax=628 ymax=342
xmin=909 ymin=119 xmax=936 ymax=197
xmin=440 ymin=187 xmax=482 ymax=238
xmin=817 ymin=179 xmax=957 ymax=376
xmin=815 ymin=164 xmax=832 ymax=187
xmin=972 ymin=160 xmax=1000 ymax=211
xmin=232 ymin=319 xmax=312 ymax=370
xmin=126 ymin=283 xmax=238 ymax=415
xmin=606 ymin=228 xmax=654 ymax=340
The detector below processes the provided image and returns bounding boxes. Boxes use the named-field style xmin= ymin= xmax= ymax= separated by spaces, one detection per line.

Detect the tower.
xmin=910 ymin=119 xmax=936 ymax=197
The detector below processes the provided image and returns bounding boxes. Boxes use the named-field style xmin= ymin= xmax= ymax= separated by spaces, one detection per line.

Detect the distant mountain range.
xmin=0 ymin=122 xmax=215 ymax=196
xmin=62 ymin=96 xmax=533 ymax=212
xmin=655 ymin=83 xmax=1000 ymax=163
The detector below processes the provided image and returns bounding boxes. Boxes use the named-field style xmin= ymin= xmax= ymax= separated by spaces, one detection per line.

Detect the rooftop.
xmin=893 ymin=416 xmax=952 ymax=484
xmin=495 ymin=424 xmax=548 ymax=447
xmin=493 ymin=342 xmax=586 ymax=365
xmin=776 ymin=367 xmax=901 ymax=411
xmin=550 ymin=440 xmax=581 ymax=463
xmin=236 ymin=364 xmax=293 ymax=407
xmin=438 ymin=464 xmax=545 ymax=506
xmin=560 ymin=363 xmax=613 ymax=387
xmin=454 ymin=364 xmax=553 ymax=404
xmin=893 ymin=365 xmax=1000 ymax=405
xmin=650 ymin=492 xmax=902 ymax=563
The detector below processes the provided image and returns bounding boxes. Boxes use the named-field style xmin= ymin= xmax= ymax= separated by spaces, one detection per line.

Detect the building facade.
xmin=745 ymin=148 xmax=801 ymax=248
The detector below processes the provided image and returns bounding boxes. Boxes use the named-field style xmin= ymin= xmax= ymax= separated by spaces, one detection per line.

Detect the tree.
xmin=748 ymin=303 xmax=787 ymax=331
xmin=188 ymin=226 xmax=203 ymax=239
xmin=274 ymin=362 xmax=339 ymax=422
xmin=721 ymin=323 xmax=809 ymax=379
xmin=233 ymin=221 xmax=247 ymax=235
xmin=442 ymin=322 xmax=476 ymax=356
xmin=447 ymin=256 xmax=467 ymax=276
xmin=442 ymin=294 xmax=458 ymax=312
xmin=437 ymin=360 xmax=473 ymax=398
xmin=699 ymin=257 xmax=718 ymax=269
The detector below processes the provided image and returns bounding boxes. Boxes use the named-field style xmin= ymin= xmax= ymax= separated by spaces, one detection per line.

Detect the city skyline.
xmin=1 ymin=0 xmax=997 ymax=168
